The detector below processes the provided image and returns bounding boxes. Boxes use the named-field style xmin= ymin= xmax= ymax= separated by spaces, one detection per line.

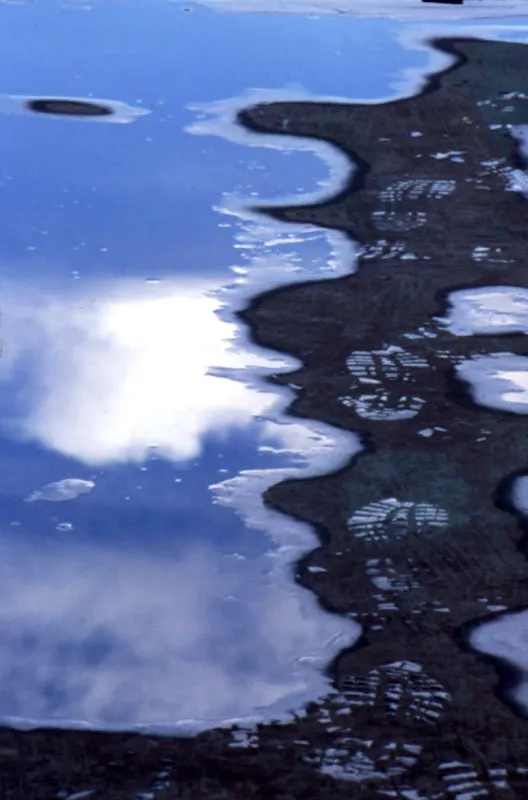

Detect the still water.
xmin=0 ymin=1 xmax=527 ymax=734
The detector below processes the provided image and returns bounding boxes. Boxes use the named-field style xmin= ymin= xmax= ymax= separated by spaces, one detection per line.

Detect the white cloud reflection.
xmin=0 ymin=279 xmax=278 ymax=464
xmin=457 ymin=354 xmax=528 ymax=414
xmin=0 ymin=533 xmax=358 ymax=732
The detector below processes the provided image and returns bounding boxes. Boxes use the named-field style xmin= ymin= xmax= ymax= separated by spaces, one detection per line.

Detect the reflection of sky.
xmin=0 ymin=533 xmax=344 ymax=730
xmin=457 ymin=354 xmax=528 ymax=415
xmin=0 ymin=5 xmax=433 ymax=280
xmin=0 ymin=276 xmax=361 ymax=730
xmin=0 ymin=279 xmax=277 ymax=464
xmin=175 ymin=0 xmax=528 ymax=19
xmin=0 ymin=3 xmax=475 ymax=730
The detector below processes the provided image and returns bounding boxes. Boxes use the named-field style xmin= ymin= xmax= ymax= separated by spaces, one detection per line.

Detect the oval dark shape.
xmin=26 ymin=98 xmax=113 ymax=117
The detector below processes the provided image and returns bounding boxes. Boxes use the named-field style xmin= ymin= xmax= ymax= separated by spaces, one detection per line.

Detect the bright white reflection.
xmin=441 ymin=287 xmax=528 ymax=336
xmin=0 ymin=534 xmax=358 ymax=732
xmin=457 ymin=354 xmax=528 ymax=414
xmin=0 ymin=279 xmax=278 ymax=464
xmin=470 ymin=476 xmax=528 ymax=716
xmin=470 ymin=608 xmax=528 ymax=714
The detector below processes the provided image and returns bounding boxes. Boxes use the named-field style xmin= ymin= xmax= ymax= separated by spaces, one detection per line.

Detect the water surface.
xmin=0 ymin=0 xmax=433 ymax=732
xmin=1 ymin=0 xmax=527 ymax=739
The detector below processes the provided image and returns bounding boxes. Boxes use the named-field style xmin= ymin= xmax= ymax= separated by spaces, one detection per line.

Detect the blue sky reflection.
xmin=0 ymin=2 xmax=452 ymax=731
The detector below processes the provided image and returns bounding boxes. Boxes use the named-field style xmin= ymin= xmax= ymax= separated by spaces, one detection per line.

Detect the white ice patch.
xmin=506 ymin=168 xmax=528 ymax=198
xmin=457 ymin=354 xmax=528 ymax=414
xmin=342 ymin=348 xmax=429 ymax=421
xmin=62 ymin=792 xmax=95 ymax=800
xmin=0 ymin=94 xmax=149 ymax=124
xmin=25 ymin=479 xmax=95 ymax=503
xmin=512 ymin=124 xmax=528 ymax=162
xmin=417 ymin=428 xmax=435 ymax=438
xmin=0 ymin=280 xmax=282 ymax=465
xmin=441 ymin=286 xmax=528 ymax=336
xmin=470 ymin=608 xmax=528 ymax=714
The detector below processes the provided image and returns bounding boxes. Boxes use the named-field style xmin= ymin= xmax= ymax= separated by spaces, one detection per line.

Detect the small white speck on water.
xmin=418 ymin=428 xmax=434 ymax=438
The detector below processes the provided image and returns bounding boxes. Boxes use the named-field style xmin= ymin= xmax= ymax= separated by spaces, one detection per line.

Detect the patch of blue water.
xmin=0 ymin=1 xmax=511 ymax=732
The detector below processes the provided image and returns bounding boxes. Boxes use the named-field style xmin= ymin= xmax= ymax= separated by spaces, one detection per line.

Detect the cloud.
xmin=0 ymin=94 xmax=149 ymax=123
xmin=0 ymin=278 xmax=277 ymax=465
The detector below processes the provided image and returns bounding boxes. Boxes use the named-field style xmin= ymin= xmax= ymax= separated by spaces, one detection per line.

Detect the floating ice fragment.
xmin=506 ymin=169 xmax=528 ymax=197
xmin=56 ymin=522 xmax=74 ymax=531
xmin=25 ymin=479 xmax=95 ymax=503
xmin=511 ymin=475 xmax=528 ymax=516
